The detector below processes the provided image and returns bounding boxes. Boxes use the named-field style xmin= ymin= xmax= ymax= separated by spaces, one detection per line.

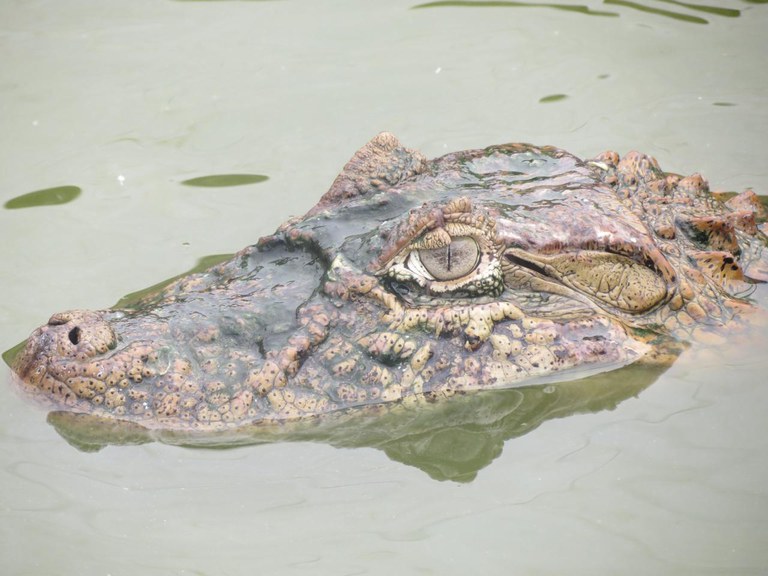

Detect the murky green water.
xmin=1 ymin=1 xmax=767 ymax=574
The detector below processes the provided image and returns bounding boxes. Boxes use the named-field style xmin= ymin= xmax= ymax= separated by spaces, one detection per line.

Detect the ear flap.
xmin=314 ymin=133 xmax=427 ymax=211
xmin=677 ymin=215 xmax=739 ymax=253
xmin=690 ymin=251 xmax=753 ymax=296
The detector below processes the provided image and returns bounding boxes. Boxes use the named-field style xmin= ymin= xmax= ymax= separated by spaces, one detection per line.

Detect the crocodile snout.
xmin=12 ymin=309 xmax=176 ymax=414
xmin=45 ymin=310 xmax=118 ymax=359
xmin=10 ymin=310 xmax=119 ymax=407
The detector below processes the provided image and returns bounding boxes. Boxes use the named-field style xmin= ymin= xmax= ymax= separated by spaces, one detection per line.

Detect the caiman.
xmin=8 ymin=133 xmax=768 ymax=443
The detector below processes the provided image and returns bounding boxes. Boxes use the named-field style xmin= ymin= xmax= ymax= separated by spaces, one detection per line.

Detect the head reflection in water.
xmin=9 ymin=134 xmax=767 ymax=479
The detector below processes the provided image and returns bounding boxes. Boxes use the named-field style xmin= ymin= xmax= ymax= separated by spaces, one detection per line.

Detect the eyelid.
xmin=405 ymin=250 xmax=435 ymax=280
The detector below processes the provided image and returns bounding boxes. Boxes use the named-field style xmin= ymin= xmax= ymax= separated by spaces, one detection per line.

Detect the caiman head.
xmin=9 ymin=133 xmax=768 ymax=433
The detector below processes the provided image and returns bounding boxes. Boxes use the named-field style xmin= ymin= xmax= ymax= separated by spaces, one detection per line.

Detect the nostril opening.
xmin=68 ymin=327 xmax=81 ymax=345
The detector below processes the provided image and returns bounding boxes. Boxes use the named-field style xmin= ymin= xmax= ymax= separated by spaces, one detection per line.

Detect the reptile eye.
xmin=417 ymin=236 xmax=480 ymax=281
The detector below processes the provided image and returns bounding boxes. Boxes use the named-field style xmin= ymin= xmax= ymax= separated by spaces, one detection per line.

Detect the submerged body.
xmin=10 ymin=134 xmax=768 ymax=435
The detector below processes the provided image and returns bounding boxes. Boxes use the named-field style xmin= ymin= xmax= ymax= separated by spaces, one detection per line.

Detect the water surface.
xmin=1 ymin=1 xmax=767 ymax=574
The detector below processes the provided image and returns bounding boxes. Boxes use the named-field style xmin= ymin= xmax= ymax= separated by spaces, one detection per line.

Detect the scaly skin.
xmin=10 ymin=134 xmax=768 ymax=433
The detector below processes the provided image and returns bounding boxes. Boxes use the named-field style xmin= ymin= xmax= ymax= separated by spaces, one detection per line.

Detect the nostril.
xmin=68 ymin=327 xmax=81 ymax=345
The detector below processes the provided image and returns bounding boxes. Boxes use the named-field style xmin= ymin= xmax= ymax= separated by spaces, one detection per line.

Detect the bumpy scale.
xmin=11 ymin=133 xmax=767 ymax=432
